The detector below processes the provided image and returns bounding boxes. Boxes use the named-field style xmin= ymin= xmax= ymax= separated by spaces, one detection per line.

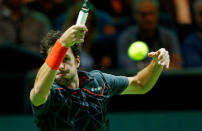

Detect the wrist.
xmin=58 ymin=38 xmax=70 ymax=48
xmin=151 ymin=59 xmax=162 ymax=67
xmin=45 ymin=40 xmax=69 ymax=70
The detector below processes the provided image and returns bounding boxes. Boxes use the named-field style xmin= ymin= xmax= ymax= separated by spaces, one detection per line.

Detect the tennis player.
xmin=30 ymin=24 xmax=170 ymax=131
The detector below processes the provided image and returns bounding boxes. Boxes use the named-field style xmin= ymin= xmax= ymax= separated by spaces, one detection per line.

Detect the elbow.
xmin=34 ymin=83 xmax=50 ymax=97
xmin=140 ymin=85 xmax=154 ymax=94
xmin=136 ymin=80 xmax=154 ymax=94
xmin=34 ymin=85 xmax=43 ymax=95
xmin=30 ymin=88 xmax=49 ymax=107
xmin=136 ymin=81 xmax=153 ymax=94
xmin=137 ymin=87 xmax=148 ymax=95
xmin=141 ymin=89 xmax=150 ymax=94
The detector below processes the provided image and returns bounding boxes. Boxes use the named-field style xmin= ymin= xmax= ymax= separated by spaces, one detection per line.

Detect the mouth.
xmin=56 ymin=70 xmax=70 ymax=75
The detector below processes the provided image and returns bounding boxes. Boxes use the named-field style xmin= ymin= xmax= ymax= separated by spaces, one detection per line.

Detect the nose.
xmin=59 ymin=63 xmax=65 ymax=70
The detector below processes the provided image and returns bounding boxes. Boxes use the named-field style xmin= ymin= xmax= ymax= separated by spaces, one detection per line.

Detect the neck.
xmin=57 ymin=72 xmax=79 ymax=89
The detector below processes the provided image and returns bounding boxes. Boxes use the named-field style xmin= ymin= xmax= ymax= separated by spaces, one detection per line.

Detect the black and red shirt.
xmin=31 ymin=70 xmax=128 ymax=131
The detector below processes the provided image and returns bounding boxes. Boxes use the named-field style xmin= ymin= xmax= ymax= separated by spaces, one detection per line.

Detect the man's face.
xmin=135 ymin=1 xmax=158 ymax=31
xmin=195 ymin=4 xmax=202 ymax=31
xmin=48 ymin=47 xmax=80 ymax=86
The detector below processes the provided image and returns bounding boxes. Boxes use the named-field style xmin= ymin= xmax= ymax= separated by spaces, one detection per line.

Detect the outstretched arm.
xmin=122 ymin=48 xmax=170 ymax=95
xmin=30 ymin=25 xmax=87 ymax=106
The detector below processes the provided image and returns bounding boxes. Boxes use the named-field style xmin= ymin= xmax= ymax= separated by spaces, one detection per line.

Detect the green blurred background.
xmin=1 ymin=111 xmax=202 ymax=131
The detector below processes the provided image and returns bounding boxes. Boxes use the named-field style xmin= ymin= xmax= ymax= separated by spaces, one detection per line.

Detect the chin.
xmin=55 ymin=76 xmax=68 ymax=85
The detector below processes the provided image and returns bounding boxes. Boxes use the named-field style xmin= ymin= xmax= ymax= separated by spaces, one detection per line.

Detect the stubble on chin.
xmin=55 ymin=74 xmax=74 ymax=87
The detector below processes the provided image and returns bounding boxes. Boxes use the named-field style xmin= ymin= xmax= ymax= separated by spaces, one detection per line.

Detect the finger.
xmin=158 ymin=50 xmax=169 ymax=60
xmin=77 ymin=39 xmax=84 ymax=44
xmin=166 ymin=56 xmax=170 ymax=69
xmin=74 ymin=33 xmax=85 ymax=39
xmin=72 ymin=25 xmax=88 ymax=32
xmin=167 ymin=61 xmax=170 ymax=69
xmin=148 ymin=51 xmax=160 ymax=58
xmin=152 ymin=50 xmax=161 ymax=57
xmin=163 ymin=60 xmax=169 ymax=70
xmin=73 ymin=29 xmax=87 ymax=35
xmin=161 ymin=61 xmax=168 ymax=68
xmin=158 ymin=53 xmax=168 ymax=62
xmin=148 ymin=52 xmax=156 ymax=57
xmin=155 ymin=50 xmax=161 ymax=56
xmin=159 ymin=54 xmax=169 ymax=65
xmin=157 ymin=52 xmax=166 ymax=62
xmin=73 ymin=31 xmax=86 ymax=39
xmin=159 ymin=56 xmax=170 ymax=69
xmin=158 ymin=53 xmax=164 ymax=60
xmin=148 ymin=51 xmax=161 ymax=61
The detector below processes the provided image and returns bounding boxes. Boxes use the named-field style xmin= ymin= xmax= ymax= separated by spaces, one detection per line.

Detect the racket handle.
xmin=76 ymin=8 xmax=89 ymax=25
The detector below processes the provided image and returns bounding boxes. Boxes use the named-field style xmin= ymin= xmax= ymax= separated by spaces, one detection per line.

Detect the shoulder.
xmin=79 ymin=70 xmax=105 ymax=83
xmin=90 ymin=70 xmax=128 ymax=84
xmin=83 ymin=70 xmax=116 ymax=83
xmin=88 ymin=70 xmax=116 ymax=78
xmin=88 ymin=70 xmax=107 ymax=80
xmin=79 ymin=70 xmax=103 ymax=77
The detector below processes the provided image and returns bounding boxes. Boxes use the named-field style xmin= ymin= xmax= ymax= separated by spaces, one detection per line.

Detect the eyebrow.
xmin=64 ymin=55 xmax=70 ymax=59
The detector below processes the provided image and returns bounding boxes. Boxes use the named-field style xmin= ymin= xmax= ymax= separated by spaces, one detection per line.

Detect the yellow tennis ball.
xmin=128 ymin=41 xmax=149 ymax=61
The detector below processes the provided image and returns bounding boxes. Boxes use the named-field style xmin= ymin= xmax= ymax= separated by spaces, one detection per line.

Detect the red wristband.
xmin=45 ymin=40 xmax=69 ymax=70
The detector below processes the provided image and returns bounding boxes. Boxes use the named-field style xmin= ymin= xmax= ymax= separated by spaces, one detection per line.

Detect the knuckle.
xmin=70 ymin=30 xmax=75 ymax=34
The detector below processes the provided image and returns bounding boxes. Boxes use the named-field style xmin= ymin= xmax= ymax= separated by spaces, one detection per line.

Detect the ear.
xmin=75 ymin=56 xmax=80 ymax=68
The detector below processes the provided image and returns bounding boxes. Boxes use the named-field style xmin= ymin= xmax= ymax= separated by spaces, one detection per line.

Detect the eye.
xmin=63 ymin=57 xmax=70 ymax=62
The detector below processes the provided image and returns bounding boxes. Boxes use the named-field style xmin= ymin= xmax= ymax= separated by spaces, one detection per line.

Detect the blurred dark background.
xmin=0 ymin=0 xmax=202 ymax=130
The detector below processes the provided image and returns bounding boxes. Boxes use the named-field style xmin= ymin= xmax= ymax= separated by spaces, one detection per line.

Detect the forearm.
xmin=122 ymin=48 xmax=169 ymax=95
xmin=30 ymin=63 xmax=56 ymax=106
xmin=136 ymin=60 xmax=163 ymax=92
xmin=34 ymin=63 xmax=56 ymax=94
xmin=122 ymin=60 xmax=162 ymax=95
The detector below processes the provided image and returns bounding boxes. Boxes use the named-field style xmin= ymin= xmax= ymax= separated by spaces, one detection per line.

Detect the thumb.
xmin=148 ymin=50 xmax=160 ymax=61
xmin=148 ymin=50 xmax=160 ymax=57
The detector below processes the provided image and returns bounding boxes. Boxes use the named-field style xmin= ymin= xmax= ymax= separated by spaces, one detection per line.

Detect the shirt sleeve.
xmin=102 ymin=72 xmax=129 ymax=96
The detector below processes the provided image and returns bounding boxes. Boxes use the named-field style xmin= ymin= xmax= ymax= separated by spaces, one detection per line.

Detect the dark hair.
xmin=40 ymin=30 xmax=81 ymax=59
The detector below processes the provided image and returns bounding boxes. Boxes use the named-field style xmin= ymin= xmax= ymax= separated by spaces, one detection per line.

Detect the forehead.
xmin=137 ymin=1 xmax=157 ymax=12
